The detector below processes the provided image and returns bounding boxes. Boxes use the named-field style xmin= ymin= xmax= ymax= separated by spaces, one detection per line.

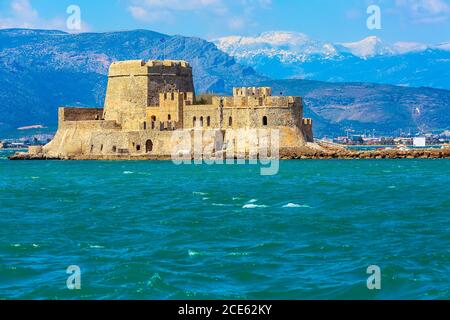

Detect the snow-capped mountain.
xmin=392 ymin=42 xmax=428 ymax=54
xmin=213 ymin=31 xmax=450 ymax=89
xmin=435 ymin=41 xmax=450 ymax=50
xmin=337 ymin=36 xmax=396 ymax=58
xmin=214 ymin=31 xmax=338 ymax=63
xmin=213 ymin=31 xmax=448 ymax=60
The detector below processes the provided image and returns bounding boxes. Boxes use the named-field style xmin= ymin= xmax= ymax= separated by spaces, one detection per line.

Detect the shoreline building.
xmin=25 ymin=60 xmax=314 ymax=159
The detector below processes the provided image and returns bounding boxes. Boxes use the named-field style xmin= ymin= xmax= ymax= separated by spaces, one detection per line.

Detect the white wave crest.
xmin=283 ymin=203 xmax=311 ymax=208
xmin=243 ymin=204 xmax=268 ymax=209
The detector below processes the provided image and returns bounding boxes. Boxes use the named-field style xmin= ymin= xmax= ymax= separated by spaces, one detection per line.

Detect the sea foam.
xmin=283 ymin=203 xmax=311 ymax=208
xmin=193 ymin=192 xmax=208 ymax=196
xmin=243 ymin=204 xmax=268 ymax=209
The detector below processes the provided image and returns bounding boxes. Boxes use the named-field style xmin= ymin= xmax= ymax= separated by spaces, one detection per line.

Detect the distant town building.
xmin=413 ymin=137 xmax=426 ymax=147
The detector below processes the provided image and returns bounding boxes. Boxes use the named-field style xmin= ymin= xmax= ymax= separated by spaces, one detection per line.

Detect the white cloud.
xmin=0 ymin=0 xmax=38 ymax=28
xmin=405 ymin=0 xmax=449 ymax=14
xmin=128 ymin=0 xmax=225 ymax=13
xmin=11 ymin=0 xmax=38 ymax=21
xmin=128 ymin=6 xmax=148 ymax=20
xmin=394 ymin=0 xmax=450 ymax=23
xmin=126 ymin=0 xmax=271 ymax=32
xmin=228 ymin=17 xmax=246 ymax=30
xmin=127 ymin=5 xmax=174 ymax=23
xmin=0 ymin=0 xmax=90 ymax=32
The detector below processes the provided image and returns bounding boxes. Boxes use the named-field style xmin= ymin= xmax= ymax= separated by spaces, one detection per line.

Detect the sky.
xmin=0 ymin=0 xmax=449 ymax=44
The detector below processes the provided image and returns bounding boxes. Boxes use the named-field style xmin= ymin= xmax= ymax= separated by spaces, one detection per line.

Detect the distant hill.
xmin=261 ymin=79 xmax=450 ymax=136
xmin=0 ymin=28 xmax=262 ymax=131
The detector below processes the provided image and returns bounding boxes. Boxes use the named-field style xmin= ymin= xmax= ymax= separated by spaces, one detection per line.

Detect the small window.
xmin=112 ymin=146 xmax=117 ymax=153
xmin=143 ymin=121 xmax=147 ymax=130
xmin=171 ymin=92 xmax=174 ymax=100
xmin=136 ymin=145 xmax=141 ymax=151
xmin=262 ymin=116 xmax=268 ymax=126
xmin=207 ymin=116 xmax=211 ymax=127
xmin=90 ymin=145 xmax=94 ymax=153
xmin=200 ymin=116 xmax=204 ymax=127
xmin=100 ymin=144 xmax=103 ymax=151
xmin=168 ymin=114 xmax=171 ymax=121
xmin=229 ymin=117 xmax=233 ymax=127
xmin=193 ymin=116 xmax=197 ymax=127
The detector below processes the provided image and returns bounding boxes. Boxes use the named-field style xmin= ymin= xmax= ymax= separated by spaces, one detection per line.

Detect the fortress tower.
xmin=103 ymin=60 xmax=195 ymax=125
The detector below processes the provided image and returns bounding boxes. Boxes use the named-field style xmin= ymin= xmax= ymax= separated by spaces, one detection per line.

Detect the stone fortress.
xmin=21 ymin=59 xmax=315 ymax=160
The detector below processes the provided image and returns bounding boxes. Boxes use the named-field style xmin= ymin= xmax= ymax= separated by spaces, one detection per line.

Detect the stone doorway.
xmin=145 ymin=140 xmax=153 ymax=153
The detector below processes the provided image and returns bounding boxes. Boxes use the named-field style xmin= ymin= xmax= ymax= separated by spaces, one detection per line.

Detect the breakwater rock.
xmin=9 ymin=147 xmax=450 ymax=161
xmin=279 ymin=148 xmax=450 ymax=160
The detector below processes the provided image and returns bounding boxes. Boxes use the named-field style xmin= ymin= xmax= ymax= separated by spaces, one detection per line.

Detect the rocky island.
xmin=9 ymin=59 xmax=450 ymax=161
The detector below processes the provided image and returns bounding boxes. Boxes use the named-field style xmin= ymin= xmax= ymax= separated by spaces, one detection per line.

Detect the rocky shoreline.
xmin=8 ymin=147 xmax=450 ymax=161
xmin=279 ymin=148 xmax=450 ymax=160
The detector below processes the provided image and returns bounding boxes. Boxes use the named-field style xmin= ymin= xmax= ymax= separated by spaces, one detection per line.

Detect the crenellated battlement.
xmin=303 ymin=118 xmax=313 ymax=126
xmin=108 ymin=59 xmax=192 ymax=77
xmin=218 ymin=94 xmax=301 ymax=109
xmin=147 ymin=60 xmax=190 ymax=68
xmin=159 ymin=91 xmax=194 ymax=104
xmin=233 ymin=87 xmax=272 ymax=97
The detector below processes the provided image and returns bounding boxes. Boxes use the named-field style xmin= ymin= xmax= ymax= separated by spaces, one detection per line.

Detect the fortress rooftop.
xmin=108 ymin=59 xmax=192 ymax=77
xmin=109 ymin=59 xmax=190 ymax=69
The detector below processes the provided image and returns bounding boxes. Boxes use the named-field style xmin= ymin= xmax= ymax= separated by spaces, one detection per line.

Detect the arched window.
xmin=168 ymin=114 xmax=171 ymax=121
xmin=207 ymin=116 xmax=211 ymax=127
xmin=229 ymin=116 xmax=233 ymax=127
xmin=200 ymin=116 xmax=204 ymax=127
xmin=193 ymin=116 xmax=197 ymax=127
xmin=171 ymin=92 xmax=174 ymax=100
xmin=262 ymin=116 xmax=268 ymax=126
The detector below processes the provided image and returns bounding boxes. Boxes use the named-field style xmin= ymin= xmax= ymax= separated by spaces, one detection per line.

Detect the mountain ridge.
xmin=213 ymin=31 xmax=450 ymax=90
xmin=213 ymin=31 xmax=450 ymax=59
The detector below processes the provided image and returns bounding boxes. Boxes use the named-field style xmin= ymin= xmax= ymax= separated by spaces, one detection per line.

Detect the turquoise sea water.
xmin=0 ymin=150 xmax=449 ymax=300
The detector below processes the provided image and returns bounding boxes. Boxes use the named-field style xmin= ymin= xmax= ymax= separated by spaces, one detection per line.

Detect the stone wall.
xmin=59 ymin=107 xmax=104 ymax=122
xmin=302 ymin=118 xmax=314 ymax=142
